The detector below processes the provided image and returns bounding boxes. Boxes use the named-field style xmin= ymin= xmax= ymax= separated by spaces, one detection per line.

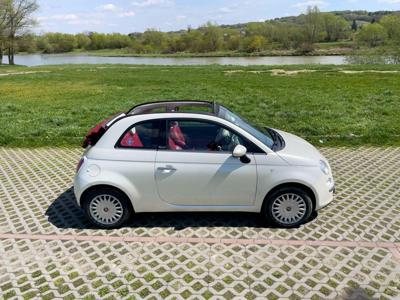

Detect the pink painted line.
xmin=0 ymin=232 xmax=399 ymax=259
xmin=390 ymin=248 xmax=400 ymax=262
xmin=376 ymin=242 xmax=397 ymax=248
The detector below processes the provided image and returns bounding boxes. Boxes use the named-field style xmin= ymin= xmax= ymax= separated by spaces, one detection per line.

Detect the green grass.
xmin=0 ymin=64 xmax=399 ymax=147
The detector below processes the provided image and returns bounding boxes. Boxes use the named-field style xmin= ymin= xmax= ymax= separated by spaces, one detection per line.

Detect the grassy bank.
xmin=0 ymin=64 xmax=399 ymax=148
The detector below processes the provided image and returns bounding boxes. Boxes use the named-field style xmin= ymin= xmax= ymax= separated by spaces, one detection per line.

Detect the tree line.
xmin=1 ymin=5 xmax=400 ymax=64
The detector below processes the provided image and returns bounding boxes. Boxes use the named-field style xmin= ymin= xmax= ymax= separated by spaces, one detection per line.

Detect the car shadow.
xmin=45 ymin=187 xmax=318 ymax=230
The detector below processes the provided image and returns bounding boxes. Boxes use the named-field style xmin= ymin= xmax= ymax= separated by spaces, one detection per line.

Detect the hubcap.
xmin=271 ymin=193 xmax=307 ymax=225
xmin=89 ymin=194 xmax=123 ymax=225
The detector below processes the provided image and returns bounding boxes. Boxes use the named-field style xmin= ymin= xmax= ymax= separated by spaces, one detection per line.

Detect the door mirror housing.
xmin=232 ymin=145 xmax=247 ymax=158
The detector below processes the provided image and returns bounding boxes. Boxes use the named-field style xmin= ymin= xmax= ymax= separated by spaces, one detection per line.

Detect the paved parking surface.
xmin=0 ymin=147 xmax=399 ymax=299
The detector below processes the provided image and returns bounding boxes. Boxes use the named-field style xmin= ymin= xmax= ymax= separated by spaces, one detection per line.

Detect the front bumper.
xmin=318 ymin=184 xmax=335 ymax=210
xmin=314 ymin=172 xmax=335 ymax=210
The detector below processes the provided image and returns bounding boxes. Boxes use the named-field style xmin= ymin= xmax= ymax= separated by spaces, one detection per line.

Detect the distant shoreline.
xmin=15 ymin=47 xmax=354 ymax=58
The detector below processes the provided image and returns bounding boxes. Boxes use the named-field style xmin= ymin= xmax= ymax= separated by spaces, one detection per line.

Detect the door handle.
xmin=157 ymin=166 xmax=177 ymax=173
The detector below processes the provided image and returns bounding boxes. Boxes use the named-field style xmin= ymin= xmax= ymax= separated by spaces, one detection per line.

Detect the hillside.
xmin=219 ymin=10 xmax=400 ymax=30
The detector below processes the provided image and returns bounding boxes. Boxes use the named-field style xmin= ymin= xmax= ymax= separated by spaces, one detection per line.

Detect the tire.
xmin=83 ymin=187 xmax=132 ymax=229
xmin=264 ymin=187 xmax=313 ymax=228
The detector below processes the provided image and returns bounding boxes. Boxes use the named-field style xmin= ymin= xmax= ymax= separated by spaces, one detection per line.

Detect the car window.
xmin=218 ymin=106 xmax=274 ymax=149
xmin=167 ymin=119 xmax=252 ymax=152
xmin=118 ymin=120 xmax=160 ymax=149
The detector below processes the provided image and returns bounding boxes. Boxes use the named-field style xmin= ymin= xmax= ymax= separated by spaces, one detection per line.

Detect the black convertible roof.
xmin=127 ymin=100 xmax=220 ymax=116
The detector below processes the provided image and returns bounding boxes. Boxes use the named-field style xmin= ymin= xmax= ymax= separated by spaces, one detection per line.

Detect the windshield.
xmin=218 ymin=106 xmax=274 ymax=149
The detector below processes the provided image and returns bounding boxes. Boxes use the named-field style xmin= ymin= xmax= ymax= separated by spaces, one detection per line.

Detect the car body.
xmin=74 ymin=101 xmax=334 ymax=228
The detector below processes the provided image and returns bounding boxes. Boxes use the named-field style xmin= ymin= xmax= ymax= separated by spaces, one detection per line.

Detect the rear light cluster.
xmin=76 ymin=158 xmax=84 ymax=173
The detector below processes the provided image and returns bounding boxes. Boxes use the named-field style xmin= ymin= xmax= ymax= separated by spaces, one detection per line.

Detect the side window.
xmin=167 ymin=119 xmax=247 ymax=152
xmin=118 ymin=120 xmax=160 ymax=149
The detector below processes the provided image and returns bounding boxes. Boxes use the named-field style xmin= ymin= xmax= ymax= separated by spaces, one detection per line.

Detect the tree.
xmin=246 ymin=35 xmax=267 ymax=52
xmin=0 ymin=0 xmax=7 ymax=64
xmin=141 ymin=29 xmax=167 ymax=53
xmin=303 ymin=6 xmax=323 ymax=44
xmin=15 ymin=32 xmax=35 ymax=52
xmin=181 ymin=29 xmax=202 ymax=52
xmin=3 ymin=0 xmax=38 ymax=64
xmin=76 ymin=33 xmax=91 ymax=49
xmin=42 ymin=33 xmax=77 ymax=53
xmin=380 ymin=14 xmax=400 ymax=44
xmin=199 ymin=22 xmax=222 ymax=52
xmin=321 ymin=13 xmax=350 ymax=42
xmin=225 ymin=33 xmax=241 ymax=51
xmin=88 ymin=32 xmax=107 ymax=50
xmin=36 ymin=34 xmax=51 ymax=52
xmin=351 ymin=19 xmax=358 ymax=31
xmin=356 ymin=23 xmax=387 ymax=47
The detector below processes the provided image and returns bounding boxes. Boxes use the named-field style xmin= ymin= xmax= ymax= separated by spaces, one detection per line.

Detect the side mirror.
xmin=233 ymin=145 xmax=251 ymax=163
xmin=232 ymin=145 xmax=247 ymax=158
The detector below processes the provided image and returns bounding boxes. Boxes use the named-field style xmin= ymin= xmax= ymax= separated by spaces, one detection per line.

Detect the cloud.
xmin=378 ymin=0 xmax=400 ymax=3
xmin=176 ymin=15 xmax=186 ymax=20
xmin=38 ymin=14 xmax=78 ymax=21
xmin=292 ymin=0 xmax=328 ymax=8
xmin=67 ymin=19 xmax=103 ymax=26
xmin=119 ymin=11 xmax=136 ymax=17
xmin=97 ymin=3 xmax=119 ymax=12
xmin=132 ymin=0 xmax=173 ymax=8
xmin=219 ymin=7 xmax=233 ymax=13
xmin=217 ymin=3 xmax=240 ymax=14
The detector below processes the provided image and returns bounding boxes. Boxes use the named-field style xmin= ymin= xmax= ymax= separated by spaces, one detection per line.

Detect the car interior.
xmin=119 ymin=119 xmax=243 ymax=152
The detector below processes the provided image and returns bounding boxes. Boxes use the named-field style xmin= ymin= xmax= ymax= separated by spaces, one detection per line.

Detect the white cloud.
xmin=217 ymin=3 xmax=240 ymax=14
xmin=119 ymin=11 xmax=136 ymax=17
xmin=98 ymin=3 xmax=119 ymax=12
xmin=38 ymin=14 xmax=78 ymax=21
xmin=67 ymin=19 xmax=103 ymax=26
xmin=219 ymin=7 xmax=233 ymax=13
xmin=132 ymin=0 xmax=173 ymax=8
xmin=378 ymin=0 xmax=400 ymax=3
xmin=176 ymin=15 xmax=186 ymax=20
xmin=292 ymin=0 xmax=328 ymax=8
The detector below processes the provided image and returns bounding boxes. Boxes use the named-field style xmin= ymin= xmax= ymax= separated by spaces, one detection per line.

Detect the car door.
xmin=155 ymin=118 xmax=258 ymax=207
xmin=112 ymin=119 xmax=162 ymax=211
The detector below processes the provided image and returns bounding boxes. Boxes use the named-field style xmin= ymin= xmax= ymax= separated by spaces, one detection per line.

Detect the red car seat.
xmin=120 ymin=128 xmax=143 ymax=148
xmin=168 ymin=122 xmax=186 ymax=150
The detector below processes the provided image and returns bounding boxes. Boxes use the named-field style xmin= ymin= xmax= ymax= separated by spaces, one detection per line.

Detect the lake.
xmin=2 ymin=54 xmax=348 ymax=66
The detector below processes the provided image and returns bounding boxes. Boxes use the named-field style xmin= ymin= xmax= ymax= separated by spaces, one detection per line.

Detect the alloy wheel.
xmin=271 ymin=193 xmax=307 ymax=225
xmin=89 ymin=194 xmax=124 ymax=225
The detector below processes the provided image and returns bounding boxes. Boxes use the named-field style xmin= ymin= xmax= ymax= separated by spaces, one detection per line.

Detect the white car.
xmin=74 ymin=101 xmax=334 ymax=229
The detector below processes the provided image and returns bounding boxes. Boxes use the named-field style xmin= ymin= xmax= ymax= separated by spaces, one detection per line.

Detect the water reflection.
xmin=2 ymin=54 xmax=348 ymax=66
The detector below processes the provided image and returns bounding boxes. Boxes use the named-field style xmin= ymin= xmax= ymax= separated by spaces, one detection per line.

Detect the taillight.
xmin=76 ymin=158 xmax=84 ymax=173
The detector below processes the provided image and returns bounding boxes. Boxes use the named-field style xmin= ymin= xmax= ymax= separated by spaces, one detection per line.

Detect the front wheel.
xmin=83 ymin=187 xmax=132 ymax=229
xmin=264 ymin=187 xmax=313 ymax=228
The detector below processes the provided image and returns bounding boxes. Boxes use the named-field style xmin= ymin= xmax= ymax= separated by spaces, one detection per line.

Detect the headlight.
xmin=320 ymin=160 xmax=329 ymax=175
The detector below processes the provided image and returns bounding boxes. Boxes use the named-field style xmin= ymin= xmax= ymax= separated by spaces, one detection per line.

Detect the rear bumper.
xmin=73 ymin=173 xmax=89 ymax=207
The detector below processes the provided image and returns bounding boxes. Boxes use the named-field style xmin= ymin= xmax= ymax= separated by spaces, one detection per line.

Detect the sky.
xmin=35 ymin=0 xmax=400 ymax=34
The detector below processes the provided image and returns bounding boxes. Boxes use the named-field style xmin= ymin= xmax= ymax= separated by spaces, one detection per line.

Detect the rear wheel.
xmin=264 ymin=187 xmax=313 ymax=228
xmin=83 ymin=187 xmax=132 ymax=229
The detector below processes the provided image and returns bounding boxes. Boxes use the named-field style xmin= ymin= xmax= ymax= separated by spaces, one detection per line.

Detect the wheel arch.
xmin=80 ymin=184 xmax=135 ymax=213
xmin=261 ymin=182 xmax=317 ymax=213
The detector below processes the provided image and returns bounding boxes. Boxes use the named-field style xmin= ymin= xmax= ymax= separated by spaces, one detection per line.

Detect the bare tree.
xmin=4 ymin=0 xmax=38 ymax=65
xmin=303 ymin=6 xmax=323 ymax=44
xmin=0 ymin=0 xmax=8 ymax=64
